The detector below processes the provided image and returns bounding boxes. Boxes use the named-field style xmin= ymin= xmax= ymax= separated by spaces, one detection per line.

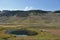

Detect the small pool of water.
xmin=14 ymin=35 xmax=28 ymax=36
xmin=6 ymin=29 xmax=38 ymax=36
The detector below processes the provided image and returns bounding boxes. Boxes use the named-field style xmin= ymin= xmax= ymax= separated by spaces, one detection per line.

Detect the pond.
xmin=6 ymin=29 xmax=38 ymax=36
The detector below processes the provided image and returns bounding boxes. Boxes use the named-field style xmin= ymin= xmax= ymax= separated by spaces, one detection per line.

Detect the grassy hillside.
xmin=0 ymin=10 xmax=60 ymax=40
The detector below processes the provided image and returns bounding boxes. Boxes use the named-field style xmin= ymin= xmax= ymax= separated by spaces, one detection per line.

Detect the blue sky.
xmin=0 ymin=0 xmax=60 ymax=11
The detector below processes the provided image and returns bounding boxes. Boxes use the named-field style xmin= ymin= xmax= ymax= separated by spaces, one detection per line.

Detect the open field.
xmin=46 ymin=29 xmax=60 ymax=36
xmin=0 ymin=25 xmax=60 ymax=40
xmin=0 ymin=10 xmax=60 ymax=40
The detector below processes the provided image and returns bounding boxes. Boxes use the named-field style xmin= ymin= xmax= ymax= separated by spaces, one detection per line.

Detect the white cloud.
xmin=24 ymin=6 xmax=33 ymax=11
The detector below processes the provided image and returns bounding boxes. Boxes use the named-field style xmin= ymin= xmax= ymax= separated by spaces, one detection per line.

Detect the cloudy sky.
xmin=0 ymin=0 xmax=60 ymax=11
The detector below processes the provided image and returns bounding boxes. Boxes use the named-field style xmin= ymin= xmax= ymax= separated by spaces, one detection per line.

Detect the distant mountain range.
xmin=0 ymin=10 xmax=60 ymax=25
xmin=0 ymin=10 xmax=60 ymax=17
xmin=0 ymin=10 xmax=49 ymax=17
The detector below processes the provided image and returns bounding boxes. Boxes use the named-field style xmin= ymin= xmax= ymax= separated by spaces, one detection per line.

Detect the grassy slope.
xmin=0 ymin=13 xmax=60 ymax=40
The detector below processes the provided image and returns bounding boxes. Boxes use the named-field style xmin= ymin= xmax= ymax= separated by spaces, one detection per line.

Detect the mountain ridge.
xmin=0 ymin=10 xmax=60 ymax=24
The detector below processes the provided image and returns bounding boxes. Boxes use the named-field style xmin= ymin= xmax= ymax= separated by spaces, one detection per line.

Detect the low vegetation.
xmin=0 ymin=10 xmax=60 ymax=40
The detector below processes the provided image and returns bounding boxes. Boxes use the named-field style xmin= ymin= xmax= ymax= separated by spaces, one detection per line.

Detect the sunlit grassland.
xmin=0 ymin=26 xmax=60 ymax=40
xmin=0 ymin=18 xmax=60 ymax=40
